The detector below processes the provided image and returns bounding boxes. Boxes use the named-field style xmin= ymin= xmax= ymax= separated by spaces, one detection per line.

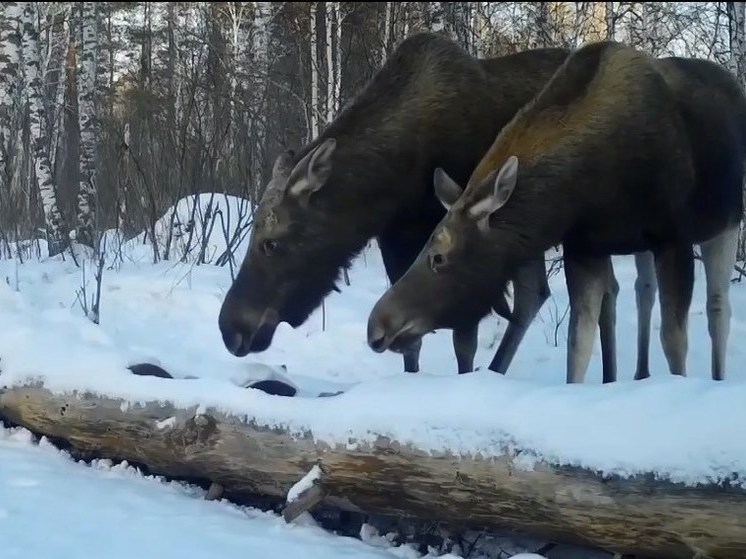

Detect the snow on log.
xmin=0 ymin=381 xmax=745 ymax=559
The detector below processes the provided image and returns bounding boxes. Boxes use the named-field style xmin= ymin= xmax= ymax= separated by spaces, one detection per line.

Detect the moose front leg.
xmin=452 ymin=323 xmax=479 ymax=374
xmin=487 ymin=257 xmax=550 ymax=374
xmin=654 ymin=243 xmax=694 ymax=377
xmin=564 ymin=253 xmax=610 ymax=384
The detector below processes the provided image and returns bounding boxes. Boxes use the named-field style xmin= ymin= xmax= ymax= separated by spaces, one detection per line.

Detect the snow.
xmin=287 ymin=464 xmax=323 ymax=503
xmin=0 ymin=426 xmax=417 ymax=559
xmin=0 ymin=193 xmax=744 ymax=556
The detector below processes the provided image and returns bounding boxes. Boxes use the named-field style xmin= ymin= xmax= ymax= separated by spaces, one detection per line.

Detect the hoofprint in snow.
xmin=0 ymin=194 xmax=743 ymax=552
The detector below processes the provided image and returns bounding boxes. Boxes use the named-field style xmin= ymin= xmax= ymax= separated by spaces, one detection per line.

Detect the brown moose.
xmin=367 ymin=41 xmax=745 ymax=383
xmin=218 ymin=32 xmax=576 ymax=375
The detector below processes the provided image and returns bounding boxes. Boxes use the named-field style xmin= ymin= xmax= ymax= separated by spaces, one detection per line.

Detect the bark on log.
xmin=1 ymin=382 xmax=745 ymax=559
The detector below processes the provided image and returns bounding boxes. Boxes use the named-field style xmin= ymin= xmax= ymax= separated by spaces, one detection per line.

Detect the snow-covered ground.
xmin=0 ymin=194 xmax=744 ymax=557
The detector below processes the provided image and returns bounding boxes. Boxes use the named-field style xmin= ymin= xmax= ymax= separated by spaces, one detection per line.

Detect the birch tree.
xmin=0 ymin=2 xmax=22 ymax=199
xmin=325 ymin=2 xmax=335 ymax=124
xmin=19 ymin=1 xmax=67 ymax=256
xmin=309 ymin=2 xmax=319 ymax=140
xmin=381 ymin=2 xmax=392 ymax=66
xmin=333 ymin=2 xmax=342 ymax=116
xmin=75 ymin=1 xmax=100 ymax=249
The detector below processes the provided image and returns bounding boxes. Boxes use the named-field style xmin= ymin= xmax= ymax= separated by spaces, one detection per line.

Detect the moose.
xmin=366 ymin=40 xmax=745 ymax=383
xmin=219 ymin=32 xmax=578 ymax=375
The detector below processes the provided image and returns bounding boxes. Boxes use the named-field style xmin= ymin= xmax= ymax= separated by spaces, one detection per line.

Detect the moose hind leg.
xmin=565 ymin=254 xmax=609 ymax=384
xmin=700 ymin=225 xmax=739 ymax=381
xmin=487 ymin=258 xmax=550 ymax=374
xmin=654 ymin=244 xmax=694 ymax=376
xmin=598 ymin=257 xmax=620 ymax=384
xmin=633 ymin=251 xmax=658 ymax=380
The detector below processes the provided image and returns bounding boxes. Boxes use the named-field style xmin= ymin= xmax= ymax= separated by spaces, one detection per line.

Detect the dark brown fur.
xmin=218 ymin=32 xmax=570 ymax=369
xmin=367 ymin=41 xmax=746 ymax=352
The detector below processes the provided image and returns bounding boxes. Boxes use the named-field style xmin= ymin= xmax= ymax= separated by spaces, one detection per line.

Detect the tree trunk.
xmin=75 ymin=1 xmax=99 ymax=250
xmin=325 ymin=1 xmax=334 ymax=125
xmin=605 ymin=2 xmax=616 ymax=40
xmin=252 ymin=1 xmax=272 ymax=201
xmin=309 ymin=2 xmax=319 ymax=141
xmin=727 ymin=2 xmax=746 ymax=262
xmin=1 ymin=381 xmax=746 ymax=559
xmin=381 ymin=2 xmax=392 ymax=66
xmin=0 ymin=2 xmax=23 ymax=202
xmin=19 ymin=2 xmax=68 ymax=256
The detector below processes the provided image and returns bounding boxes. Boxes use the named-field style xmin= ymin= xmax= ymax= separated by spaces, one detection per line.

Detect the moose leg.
xmin=377 ymin=233 xmax=425 ymax=373
xmin=453 ymin=322 xmax=480 ymax=374
xmin=633 ymin=251 xmax=658 ymax=380
xmin=654 ymin=244 xmax=694 ymax=376
xmin=401 ymin=337 xmax=423 ymax=374
xmin=699 ymin=225 xmax=739 ymax=381
xmin=564 ymin=254 xmax=609 ymax=384
xmin=487 ymin=257 xmax=550 ymax=374
xmin=598 ymin=257 xmax=620 ymax=384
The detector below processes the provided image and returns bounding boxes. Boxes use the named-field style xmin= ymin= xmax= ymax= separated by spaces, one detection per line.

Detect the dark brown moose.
xmin=367 ymin=41 xmax=746 ymax=383
xmin=218 ymin=32 xmax=575 ymax=375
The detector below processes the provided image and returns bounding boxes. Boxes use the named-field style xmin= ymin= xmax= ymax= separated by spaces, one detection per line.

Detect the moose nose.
xmin=222 ymin=330 xmax=246 ymax=357
xmin=368 ymin=324 xmax=388 ymax=353
xmin=218 ymin=303 xmax=280 ymax=357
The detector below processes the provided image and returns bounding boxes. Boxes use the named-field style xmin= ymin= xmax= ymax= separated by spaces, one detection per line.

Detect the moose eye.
xmin=429 ymin=252 xmax=446 ymax=272
xmin=262 ymin=239 xmax=278 ymax=256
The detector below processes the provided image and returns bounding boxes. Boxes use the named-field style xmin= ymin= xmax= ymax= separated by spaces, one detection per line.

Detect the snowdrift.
xmin=1 ymin=371 xmax=746 ymax=559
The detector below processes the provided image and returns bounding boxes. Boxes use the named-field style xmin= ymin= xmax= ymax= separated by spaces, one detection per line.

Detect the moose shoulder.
xmin=367 ymin=41 xmax=746 ymax=383
xmin=218 ymin=32 xmax=573 ymax=375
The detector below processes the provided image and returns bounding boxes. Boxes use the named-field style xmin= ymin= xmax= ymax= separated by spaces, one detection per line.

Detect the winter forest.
xmin=1 ymin=2 xmax=746 ymax=270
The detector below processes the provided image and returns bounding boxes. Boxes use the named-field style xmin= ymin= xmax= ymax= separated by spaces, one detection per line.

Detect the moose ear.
xmin=468 ymin=156 xmax=519 ymax=226
xmin=433 ymin=168 xmax=464 ymax=210
xmin=288 ymin=138 xmax=337 ymax=198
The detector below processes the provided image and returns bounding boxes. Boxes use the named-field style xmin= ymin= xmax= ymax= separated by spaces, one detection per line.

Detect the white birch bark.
xmin=309 ymin=2 xmax=319 ymax=141
xmin=333 ymin=2 xmax=341 ymax=116
xmin=0 ymin=2 xmax=23 ymax=196
xmin=381 ymin=2 xmax=392 ymax=66
xmin=19 ymin=1 xmax=67 ymax=255
xmin=75 ymin=1 xmax=99 ymax=249
xmin=325 ymin=1 xmax=334 ymax=124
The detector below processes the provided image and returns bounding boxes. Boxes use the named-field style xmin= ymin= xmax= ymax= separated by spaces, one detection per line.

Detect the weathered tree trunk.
xmin=1 ymin=382 xmax=745 ymax=559
xmin=19 ymin=2 xmax=68 ymax=256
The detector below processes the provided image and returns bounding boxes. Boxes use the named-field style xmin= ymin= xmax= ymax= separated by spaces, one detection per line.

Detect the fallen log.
xmin=1 ymin=381 xmax=745 ymax=559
